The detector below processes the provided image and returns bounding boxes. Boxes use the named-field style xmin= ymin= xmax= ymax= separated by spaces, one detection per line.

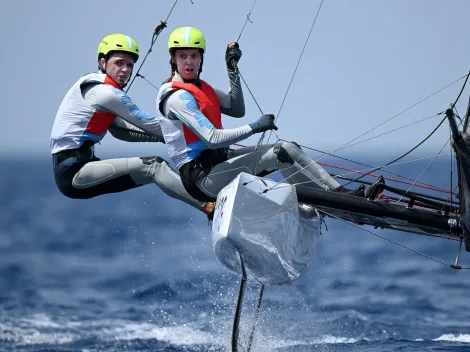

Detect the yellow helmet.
xmin=168 ymin=27 xmax=206 ymax=53
xmin=97 ymin=33 xmax=140 ymax=62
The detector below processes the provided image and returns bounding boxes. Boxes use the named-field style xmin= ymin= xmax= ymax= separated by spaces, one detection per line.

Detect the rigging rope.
xmin=317 ymin=156 xmax=455 ymax=194
xmin=320 ymin=209 xmax=470 ymax=270
xmin=108 ymin=0 xmax=188 ymax=139
xmin=340 ymin=71 xmax=470 ymax=187
xmin=265 ymin=0 xmax=324 ymax=144
xmin=266 ymin=72 xmax=469 ymax=191
xmin=126 ymin=0 xmax=186 ymax=93
xmin=340 ymin=114 xmax=442 ymax=149
xmin=237 ymin=70 xmax=264 ymax=115
xmin=236 ymin=0 xmax=325 ymax=174
xmin=397 ymin=109 xmax=464 ymax=202
xmin=251 ymin=152 xmax=461 ymax=204
xmin=263 ymin=154 xmax=455 ymax=191
xmin=277 ymin=139 xmax=453 ymax=192
xmin=329 ymin=173 xmax=458 ymax=207
xmin=451 ymin=70 xmax=470 ymax=109
xmin=236 ymin=0 xmax=258 ymax=42
xmin=265 ymin=114 xmax=448 ymax=192
xmin=334 ymin=72 xmax=470 ymax=154
xmin=230 ymin=0 xmax=264 ymax=115
xmin=340 ymin=115 xmax=447 ymax=187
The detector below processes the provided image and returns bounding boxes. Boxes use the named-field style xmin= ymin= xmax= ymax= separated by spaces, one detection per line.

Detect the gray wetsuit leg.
xmin=71 ymin=156 xmax=205 ymax=209
xmin=195 ymin=141 xmax=341 ymax=199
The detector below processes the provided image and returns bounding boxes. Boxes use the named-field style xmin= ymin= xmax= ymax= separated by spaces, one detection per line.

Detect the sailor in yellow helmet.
xmin=157 ymin=27 xmax=261 ymax=202
xmin=50 ymin=33 xmax=214 ymax=215
xmin=157 ymin=26 xmax=376 ymax=213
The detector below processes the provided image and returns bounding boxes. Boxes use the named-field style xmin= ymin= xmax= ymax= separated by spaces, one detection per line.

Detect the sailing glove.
xmin=225 ymin=42 xmax=242 ymax=70
xmin=249 ymin=114 xmax=278 ymax=134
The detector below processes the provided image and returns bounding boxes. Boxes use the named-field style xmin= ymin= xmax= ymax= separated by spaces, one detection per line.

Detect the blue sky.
xmin=3 ymin=0 xmax=470 ymax=160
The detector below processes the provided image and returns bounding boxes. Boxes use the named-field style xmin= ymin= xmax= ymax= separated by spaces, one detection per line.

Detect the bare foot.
xmin=202 ymin=202 xmax=215 ymax=215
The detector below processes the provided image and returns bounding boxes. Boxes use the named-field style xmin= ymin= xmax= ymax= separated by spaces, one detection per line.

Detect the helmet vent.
xmin=116 ymin=44 xmax=123 ymax=47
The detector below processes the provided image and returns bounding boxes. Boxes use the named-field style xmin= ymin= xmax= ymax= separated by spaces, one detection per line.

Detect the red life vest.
xmin=83 ymin=75 xmax=121 ymax=136
xmin=51 ymin=73 xmax=123 ymax=154
xmin=167 ymin=80 xmax=221 ymax=144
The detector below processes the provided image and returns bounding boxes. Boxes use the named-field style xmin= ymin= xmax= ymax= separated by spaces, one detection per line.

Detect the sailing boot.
xmin=332 ymin=183 xmax=366 ymax=197
xmin=364 ymin=175 xmax=385 ymax=200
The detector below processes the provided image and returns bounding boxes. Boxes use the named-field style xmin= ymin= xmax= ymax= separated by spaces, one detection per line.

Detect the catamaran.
xmin=120 ymin=1 xmax=470 ymax=350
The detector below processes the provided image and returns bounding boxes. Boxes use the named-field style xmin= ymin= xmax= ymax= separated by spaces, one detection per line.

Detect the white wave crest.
xmin=434 ymin=333 xmax=470 ymax=343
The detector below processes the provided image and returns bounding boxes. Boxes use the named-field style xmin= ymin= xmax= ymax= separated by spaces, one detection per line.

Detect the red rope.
xmin=230 ymin=143 xmax=451 ymax=194
xmin=440 ymin=185 xmax=460 ymax=211
xmin=317 ymin=161 xmax=450 ymax=194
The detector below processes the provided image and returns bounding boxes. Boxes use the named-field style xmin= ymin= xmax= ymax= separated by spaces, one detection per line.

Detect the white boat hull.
xmin=211 ymin=173 xmax=321 ymax=285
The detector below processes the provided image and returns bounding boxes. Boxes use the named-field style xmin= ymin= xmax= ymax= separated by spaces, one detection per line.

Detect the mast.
xmin=446 ymin=109 xmax=470 ymax=251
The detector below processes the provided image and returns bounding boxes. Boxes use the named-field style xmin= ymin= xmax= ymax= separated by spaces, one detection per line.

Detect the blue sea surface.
xmin=1 ymin=155 xmax=470 ymax=351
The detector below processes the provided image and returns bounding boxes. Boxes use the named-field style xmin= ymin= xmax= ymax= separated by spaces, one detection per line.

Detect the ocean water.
xmin=1 ymin=155 xmax=470 ymax=352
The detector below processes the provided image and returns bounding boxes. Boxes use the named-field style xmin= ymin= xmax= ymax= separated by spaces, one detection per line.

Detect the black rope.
xmin=231 ymin=1 xmax=264 ymax=115
xmin=341 ymin=115 xmax=447 ymax=187
xmin=236 ymin=0 xmax=257 ymax=42
xmin=134 ymin=73 xmax=160 ymax=91
xmin=125 ymin=0 xmax=189 ymax=92
xmin=126 ymin=27 xmax=161 ymax=92
xmin=106 ymin=0 xmax=184 ymax=138
xmin=451 ymin=70 xmax=470 ymax=109
xmin=125 ymin=23 xmax=163 ymax=92
xmin=237 ymin=68 xmax=263 ymax=115
xmin=341 ymin=73 xmax=470 ymax=188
